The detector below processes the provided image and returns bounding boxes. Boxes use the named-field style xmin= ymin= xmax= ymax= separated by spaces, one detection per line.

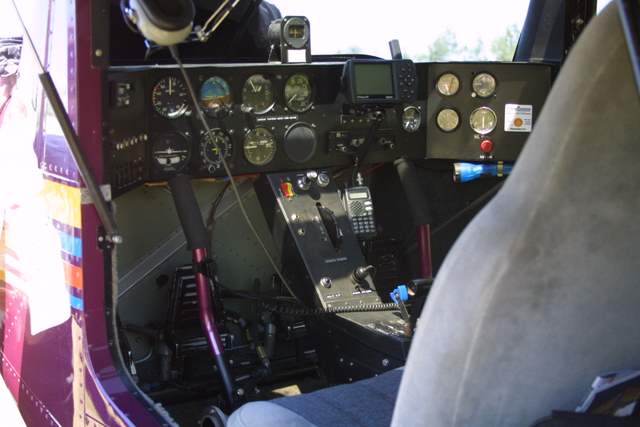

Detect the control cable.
xmin=168 ymin=45 xmax=302 ymax=305
xmin=260 ymin=300 xmax=400 ymax=316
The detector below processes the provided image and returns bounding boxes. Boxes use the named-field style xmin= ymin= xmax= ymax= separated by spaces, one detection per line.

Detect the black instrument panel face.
xmin=426 ymin=62 xmax=553 ymax=161
xmin=104 ymin=62 xmax=553 ymax=197
xmin=105 ymin=63 xmax=428 ymax=196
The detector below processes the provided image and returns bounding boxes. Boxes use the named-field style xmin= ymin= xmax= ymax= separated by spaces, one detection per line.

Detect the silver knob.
xmin=316 ymin=172 xmax=330 ymax=188
xmin=320 ymin=277 xmax=332 ymax=288
xmin=297 ymin=176 xmax=312 ymax=191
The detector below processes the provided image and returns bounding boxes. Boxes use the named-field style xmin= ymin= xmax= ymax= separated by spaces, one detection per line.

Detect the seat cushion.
xmin=392 ymin=3 xmax=640 ymax=426
xmin=228 ymin=368 xmax=402 ymax=427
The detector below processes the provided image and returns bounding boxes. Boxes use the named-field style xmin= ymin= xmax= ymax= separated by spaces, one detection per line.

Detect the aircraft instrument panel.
xmin=104 ymin=61 xmax=553 ymax=197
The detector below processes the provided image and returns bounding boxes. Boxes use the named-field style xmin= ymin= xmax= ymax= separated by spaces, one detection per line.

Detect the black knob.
xmin=284 ymin=123 xmax=317 ymax=163
xmin=352 ymin=265 xmax=376 ymax=284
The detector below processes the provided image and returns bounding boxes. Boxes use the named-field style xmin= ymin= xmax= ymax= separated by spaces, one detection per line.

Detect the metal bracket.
xmin=82 ymin=184 xmax=112 ymax=204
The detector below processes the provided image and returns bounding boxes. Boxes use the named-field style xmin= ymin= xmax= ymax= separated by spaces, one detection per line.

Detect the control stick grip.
xmin=168 ymin=174 xmax=209 ymax=250
xmin=394 ymin=158 xmax=433 ymax=226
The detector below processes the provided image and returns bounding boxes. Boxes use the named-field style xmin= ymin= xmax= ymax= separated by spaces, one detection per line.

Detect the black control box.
xmin=255 ymin=170 xmax=383 ymax=309
xmin=342 ymin=59 xmax=417 ymax=105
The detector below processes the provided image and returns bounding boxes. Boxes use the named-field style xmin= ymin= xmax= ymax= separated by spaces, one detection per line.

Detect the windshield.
xmin=271 ymin=0 xmax=530 ymax=61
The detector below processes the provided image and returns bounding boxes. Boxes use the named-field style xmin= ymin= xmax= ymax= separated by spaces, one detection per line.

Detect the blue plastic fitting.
xmin=454 ymin=162 xmax=513 ymax=183
xmin=390 ymin=284 xmax=410 ymax=304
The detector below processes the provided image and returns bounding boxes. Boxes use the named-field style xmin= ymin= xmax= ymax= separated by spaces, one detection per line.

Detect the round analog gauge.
xmin=151 ymin=133 xmax=190 ymax=172
xmin=436 ymin=108 xmax=460 ymax=132
xmin=472 ymin=73 xmax=497 ymax=98
xmin=402 ymin=106 xmax=422 ymax=133
xmin=436 ymin=73 xmax=460 ymax=96
xmin=244 ymin=127 xmax=277 ymax=166
xmin=200 ymin=77 xmax=233 ymax=115
xmin=470 ymin=107 xmax=498 ymax=135
xmin=283 ymin=17 xmax=310 ymax=49
xmin=201 ymin=129 xmax=233 ymax=172
xmin=284 ymin=74 xmax=313 ymax=113
xmin=152 ymin=77 xmax=189 ymax=119
xmin=242 ymin=74 xmax=274 ymax=114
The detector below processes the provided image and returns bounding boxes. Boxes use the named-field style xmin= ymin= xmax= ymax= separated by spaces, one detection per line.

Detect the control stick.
xmin=168 ymin=174 xmax=235 ymax=405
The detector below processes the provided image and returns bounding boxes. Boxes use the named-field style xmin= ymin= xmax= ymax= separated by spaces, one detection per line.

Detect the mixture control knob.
xmin=352 ymin=265 xmax=376 ymax=285
xmin=316 ymin=172 xmax=330 ymax=188
xmin=480 ymin=139 xmax=494 ymax=154
xmin=297 ymin=175 xmax=312 ymax=191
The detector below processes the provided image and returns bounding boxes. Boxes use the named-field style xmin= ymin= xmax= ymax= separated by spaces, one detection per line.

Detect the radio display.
xmin=354 ymin=63 xmax=394 ymax=99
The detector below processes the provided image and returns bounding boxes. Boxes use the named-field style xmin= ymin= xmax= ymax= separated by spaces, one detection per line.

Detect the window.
xmin=270 ymin=0 xmax=530 ymax=61
xmin=598 ymin=0 xmax=614 ymax=13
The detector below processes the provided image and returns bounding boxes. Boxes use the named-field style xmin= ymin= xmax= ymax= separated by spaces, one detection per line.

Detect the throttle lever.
xmin=316 ymin=202 xmax=344 ymax=251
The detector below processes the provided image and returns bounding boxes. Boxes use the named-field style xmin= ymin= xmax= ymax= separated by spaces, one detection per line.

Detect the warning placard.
xmin=504 ymin=104 xmax=533 ymax=133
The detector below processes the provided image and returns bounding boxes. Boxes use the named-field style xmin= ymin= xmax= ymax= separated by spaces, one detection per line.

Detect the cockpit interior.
xmin=5 ymin=0 xmax=640 ymax=426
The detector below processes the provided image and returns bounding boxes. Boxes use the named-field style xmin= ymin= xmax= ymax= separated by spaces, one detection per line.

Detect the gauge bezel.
xmin=469 ymin=106 xmax=498 ymax=135
xmin=401 ymin=105 xmax=422 ymax=133
xmin=284 ymin=73 xmax=314 ymax=113
xmin=200 ymin=129 xmax=233 ymax=171
xmin=151 ymin=77 xmax=189 ymax=119
xmin=472 ymin=72 xmax=497 ymax=98
xmin=436 ymin=107 xmax=461 ymax=133
xmin=242 ymin=74 xmax=275 ymax=115
xmin=436 ymin=72 xmax=461 ymax=97
xmin=282 ymin=17 xmax=310 ymax=49
xmin=199 ymin=76 xmax=233 ymax=115
xmin=243 ymin=127 xmax=277 ymax=166
xmin=151 ymin=132 xmax=191 ymax=172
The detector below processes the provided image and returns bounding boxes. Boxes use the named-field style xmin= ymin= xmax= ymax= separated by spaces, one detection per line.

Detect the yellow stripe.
xmin=41 ymin=180 xmax=82 ymax=229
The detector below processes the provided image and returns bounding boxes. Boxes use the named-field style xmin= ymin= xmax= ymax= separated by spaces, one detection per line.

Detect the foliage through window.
xmin=271 ymin=0 xmax=529 ymax=61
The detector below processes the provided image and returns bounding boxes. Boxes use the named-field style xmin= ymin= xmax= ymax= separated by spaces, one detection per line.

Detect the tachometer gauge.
xmin=436 ymin=108 xmax=460 ymax=132
xmin=242 ymin=74 xmax=274 ymax=114
xmin=152 ymin=77 xmax=189 ymax=119
xmin=200 ymin=77 xmax=233 ymax=115
xmin=151 ymin=133 xmax=190 ymax=172
xmin=244 ymin=128 xmax=277 ymax=166
xmin=402 ymin=106 xmax=422 ymax=133
xmin=472 ymin=73 xmax=496 ymax=98
xmin=436 ymin=73 xmax=460 ymax=96
xmin=200 ymin=129 xmax=233 ymax=172
xmin=470 ymin=107 xmax=497 ymax=134
xmin=284 ymin=74 xmax=313 ymax=113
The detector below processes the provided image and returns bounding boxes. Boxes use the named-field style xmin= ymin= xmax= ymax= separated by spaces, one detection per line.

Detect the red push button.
xmin=480 ymin=139 xmax=494 ymax=154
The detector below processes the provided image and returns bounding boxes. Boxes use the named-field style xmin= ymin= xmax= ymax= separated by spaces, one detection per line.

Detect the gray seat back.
xmin=392 ymin=4 xmax=640 ymax=426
